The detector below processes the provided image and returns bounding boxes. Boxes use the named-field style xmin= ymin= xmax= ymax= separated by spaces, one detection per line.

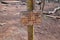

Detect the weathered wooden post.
xmin=21 ymin=0 xmax=45 ymax=40
xmin=27 ymin=0 xmax=34 ymax=11
xmin=27 ymin=0 xmax=34 ymax=40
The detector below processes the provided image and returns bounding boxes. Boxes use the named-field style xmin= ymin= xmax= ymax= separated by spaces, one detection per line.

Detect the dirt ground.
xmin=0 ymin=2 xmax=60 ymax=40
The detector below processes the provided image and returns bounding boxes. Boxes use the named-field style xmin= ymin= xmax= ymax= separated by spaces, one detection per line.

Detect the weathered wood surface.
xmin=28 ymin=25 xmax=34 ymax=40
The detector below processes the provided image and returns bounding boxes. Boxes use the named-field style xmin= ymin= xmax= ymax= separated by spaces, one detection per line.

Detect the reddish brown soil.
xmin=0 ymin=2 xmax=60 ymax=40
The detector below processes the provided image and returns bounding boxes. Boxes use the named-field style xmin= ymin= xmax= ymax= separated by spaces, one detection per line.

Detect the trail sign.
xmin=21 ymin=0 xmax=45 ymax=40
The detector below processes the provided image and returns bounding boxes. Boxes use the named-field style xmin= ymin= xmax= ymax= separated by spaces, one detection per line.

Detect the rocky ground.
xmin=0 ymin=2 xmax=60 ymax=40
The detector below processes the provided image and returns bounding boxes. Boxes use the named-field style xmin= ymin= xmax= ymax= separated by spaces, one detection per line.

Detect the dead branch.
xmin=43 ymin=7 xmax=60 ymax=15
xmin=46 ymin=15 xmax=60 ymax=19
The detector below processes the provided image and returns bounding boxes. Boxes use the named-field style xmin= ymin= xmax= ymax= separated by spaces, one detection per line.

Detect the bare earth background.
xmin=0 ymin=2 xmax=60 ymax=40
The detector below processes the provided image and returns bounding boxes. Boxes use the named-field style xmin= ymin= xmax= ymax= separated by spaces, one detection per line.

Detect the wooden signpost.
xmin=21 ymin=0 xmax=45 ymax=40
